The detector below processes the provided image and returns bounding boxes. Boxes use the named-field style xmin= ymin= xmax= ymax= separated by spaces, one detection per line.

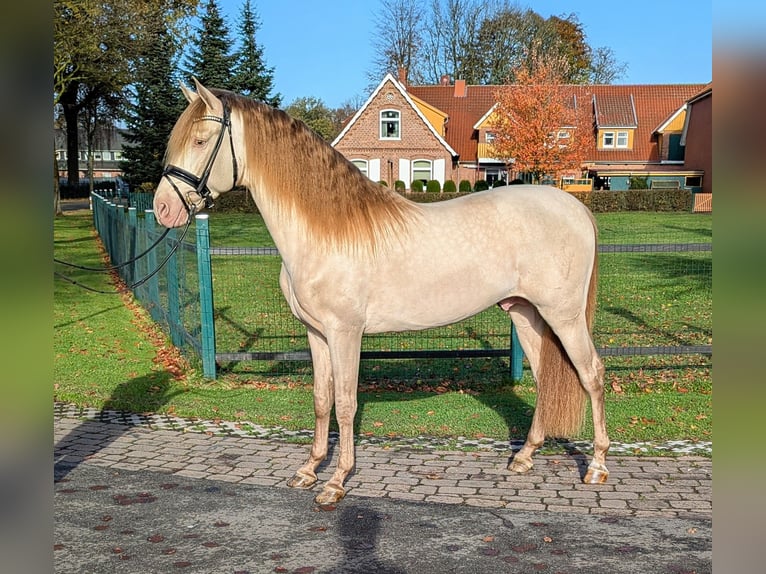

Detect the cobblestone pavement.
xmin=54 ymin=403 xmax=711 ymax=519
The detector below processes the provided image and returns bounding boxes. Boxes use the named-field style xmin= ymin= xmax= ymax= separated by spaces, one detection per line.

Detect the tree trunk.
xmin=54 ymin=149 xmax=62 ymax=217
xmin=60 ymin=81 xmax=81 ymax=187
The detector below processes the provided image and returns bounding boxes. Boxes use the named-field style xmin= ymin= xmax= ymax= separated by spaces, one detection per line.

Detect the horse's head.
xmin=153 ymin=79 xmax=239 ymax=227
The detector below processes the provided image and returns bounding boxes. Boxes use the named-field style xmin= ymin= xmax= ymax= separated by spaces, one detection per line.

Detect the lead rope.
xmin=54 ymin=215 xmax=194 ymax=295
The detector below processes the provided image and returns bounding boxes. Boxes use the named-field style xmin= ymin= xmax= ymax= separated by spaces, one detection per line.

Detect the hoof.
xmin=583 ymin=463 xmax=609 ymax=484
xmin=314 ymin=485 xmax=345 ymax=506
xmin=508 ymin=458 xmax=533 ymax=475
xmin=287 ymin=472 xmax=317 ymax=490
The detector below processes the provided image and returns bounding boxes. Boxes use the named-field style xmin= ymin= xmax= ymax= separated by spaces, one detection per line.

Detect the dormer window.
xmin=380 ymin=110 xmax=400 ymax=139
xmin=602 ymin=130 xmax=630 ymax=149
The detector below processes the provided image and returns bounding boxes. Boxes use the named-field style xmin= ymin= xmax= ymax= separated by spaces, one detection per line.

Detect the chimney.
xmin=397 ymin=67 xmax=408 ymax=87
xmin=440 ymin=74 xmax=451 ymax=86
xmin=454 ymin=79 xmax=466 ymax=98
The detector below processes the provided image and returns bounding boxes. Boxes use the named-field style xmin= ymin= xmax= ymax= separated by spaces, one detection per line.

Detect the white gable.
xmin=331 ymin=73 xmax=458 ymax=157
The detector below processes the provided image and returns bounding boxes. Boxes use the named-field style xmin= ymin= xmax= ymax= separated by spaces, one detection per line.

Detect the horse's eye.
xmin=194 ymin=138 xmax=206 ymax=147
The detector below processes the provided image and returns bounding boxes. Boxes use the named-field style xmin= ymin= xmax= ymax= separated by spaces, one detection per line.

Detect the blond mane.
xmin=168 ymin=90 xmax=421 ymax=253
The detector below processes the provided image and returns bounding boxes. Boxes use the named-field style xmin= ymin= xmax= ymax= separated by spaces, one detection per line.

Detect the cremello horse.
xmin=154 ymin=80 xmax=610 ymax=505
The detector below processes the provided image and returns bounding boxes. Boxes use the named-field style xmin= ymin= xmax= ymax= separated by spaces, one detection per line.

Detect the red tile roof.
xmin=406 ymin=83 xmax=707 ymax=164
xmin=593 ymin=93 xmax=637 ymax=128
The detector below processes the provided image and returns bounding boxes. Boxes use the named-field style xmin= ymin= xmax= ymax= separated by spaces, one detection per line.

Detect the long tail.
xmin=534 ymin=215 xmax=599 ymax=438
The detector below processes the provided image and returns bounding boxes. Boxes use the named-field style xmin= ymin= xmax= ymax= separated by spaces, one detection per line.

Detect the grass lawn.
xmin=54 ymin=208 xmax=712 ymax=454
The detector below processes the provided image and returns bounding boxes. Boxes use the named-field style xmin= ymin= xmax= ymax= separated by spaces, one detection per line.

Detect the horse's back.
xmin=360 ymin=185 xmax=596 ymax=332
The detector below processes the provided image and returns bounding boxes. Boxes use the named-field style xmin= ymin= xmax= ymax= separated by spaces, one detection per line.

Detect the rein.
xmin=161 ymin=103 xmax=238 ymax=214
xmin=56 ymin=103 xmax=237 ymax=296
xmin=54 ymin=216 xmax=194 ymax=295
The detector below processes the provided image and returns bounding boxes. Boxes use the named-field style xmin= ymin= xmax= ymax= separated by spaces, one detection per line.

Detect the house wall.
xmin=683 ymin=94 xmax=712 ymax=194
xmin=333 ymin=80 xmax=455 ymax=188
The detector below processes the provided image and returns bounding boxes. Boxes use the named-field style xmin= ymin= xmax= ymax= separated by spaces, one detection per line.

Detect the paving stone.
xmin=54 ymin=403 xmax=712 ymax=519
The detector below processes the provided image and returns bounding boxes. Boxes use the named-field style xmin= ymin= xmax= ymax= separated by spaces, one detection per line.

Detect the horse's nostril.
xmin=155 ymin=201 xmax=169 ymax=222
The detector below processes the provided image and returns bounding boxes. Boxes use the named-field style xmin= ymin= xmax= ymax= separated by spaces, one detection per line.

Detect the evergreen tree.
xmin=185 ymin=0 xmax=237 ymax=90
xmin=120 ymin=16 xmax=186 ymax=189
xmin=232 ymin=0 xmax=281 ymax=107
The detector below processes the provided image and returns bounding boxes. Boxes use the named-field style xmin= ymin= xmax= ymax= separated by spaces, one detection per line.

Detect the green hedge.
xmin=206 ymin=185 xmax=693 ymax=214
xmin=443 ymin=180 xmax=457 ymax=193
xmin=583 ymin=189 xmax=693 ymax=212
xmin=209 ymin=188 xmax=259 ymax=213
xmin=458 ymin=179 xmax=472 ymax=192
xmin=426 ymin=179 xmax=441 ymax=193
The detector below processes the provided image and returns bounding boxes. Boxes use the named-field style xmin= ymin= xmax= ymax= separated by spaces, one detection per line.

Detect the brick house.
xmin=332 ymin=72 xmax=710 ymax=196
xmin=681 ymin=84 xmax=712 ymax=195
xmin=331 ymin=72 xmax=457 ymax=188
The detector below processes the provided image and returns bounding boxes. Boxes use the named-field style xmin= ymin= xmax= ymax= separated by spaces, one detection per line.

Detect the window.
xmin=602 ymin=132 xmax=615 ymax=148
xmin=485 ymin=132 xmax=495 ymax=143
xmin=380 ymin=110 xmax=400 ymax=139
xmin=351 ymin=159 xmax=368 ymax=177
xmin=412 ymin=159 xmax=432 ymax=184
xmin=685 ymin=176 xmax=702 ymax=188
xmin=557 ymin=130 xmax=570 ymax=140
xmin=113 ymin=151 xmax=123 ymax=161
xmin=616 ymin=131 xmax=628 ymax=148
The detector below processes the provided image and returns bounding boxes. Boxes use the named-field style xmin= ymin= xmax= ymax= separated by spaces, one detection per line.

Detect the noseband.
xmin=161 ymin=103 xmax=239 ymax=214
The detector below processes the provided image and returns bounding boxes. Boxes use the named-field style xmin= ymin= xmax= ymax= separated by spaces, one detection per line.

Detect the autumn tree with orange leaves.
xmin=489 ymin=55 xmax=593 ymax=184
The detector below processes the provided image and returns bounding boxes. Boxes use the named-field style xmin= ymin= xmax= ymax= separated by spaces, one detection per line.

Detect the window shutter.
xmin=399 ymin=159 xmax=410 ymax=187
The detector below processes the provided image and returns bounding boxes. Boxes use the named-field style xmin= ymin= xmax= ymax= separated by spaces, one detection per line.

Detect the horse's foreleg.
xmin=313 ymin=328 xmax=362 ymax=506
xmin=288 ymin=328 xmax=333 ymax=490
xmin=504 ymin=301 xmax=546 ymax=474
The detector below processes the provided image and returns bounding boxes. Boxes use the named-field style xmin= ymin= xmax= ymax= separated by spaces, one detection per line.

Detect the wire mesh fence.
xmin=93 ymin=194 xmax=712 ymax=382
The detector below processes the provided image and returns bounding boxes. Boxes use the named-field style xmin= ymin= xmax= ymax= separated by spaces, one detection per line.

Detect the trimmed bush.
xmin=394 ymin=180 xmax=406 ymax=192
xmin=404 ymin=192 xmax=472 ymax=203
xmin=586 ymin=189 xmax=692 ymax=213
xmin=378 ymin=180 xmax=388 ymax=187
xmin=426 ymin=179 xmax=441 ymax=193
xmin=411 ymin=180 xmax=424 ymax=193
xmin=474 ymin=179 xmax=489 ymax=191
xmin=210 ymin=188 xmax=259 ymax=213
xmin=443 ymin=179 xmax=457 ymax=193
xmin=492 ymin=179 xmax=506 ymax=188
xmin=458 ymin=179 xmax=472 ymax=192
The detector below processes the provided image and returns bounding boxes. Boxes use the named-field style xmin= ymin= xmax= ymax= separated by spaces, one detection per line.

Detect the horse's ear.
xmin=180 ymin=82 xmax=198 ymax=104
xmin=192 ymin=78 xmax=224 ymax=117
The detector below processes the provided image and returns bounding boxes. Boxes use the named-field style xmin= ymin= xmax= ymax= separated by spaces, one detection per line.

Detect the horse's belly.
xmin=363 ymin=271 xmax=509 ymax=333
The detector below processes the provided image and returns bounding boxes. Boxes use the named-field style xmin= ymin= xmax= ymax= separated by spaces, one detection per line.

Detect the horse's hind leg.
xmin=501 ymin=299 xmax=546 ymax=474
xmin=553 ymin=320 xmax=610 ymax=484
xmin=288 ymin=327 xmax=333 ymax=490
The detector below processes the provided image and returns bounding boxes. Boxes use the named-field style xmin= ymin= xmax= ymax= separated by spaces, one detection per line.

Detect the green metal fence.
xmin=92 ymin=193 xmax=712 ymax=381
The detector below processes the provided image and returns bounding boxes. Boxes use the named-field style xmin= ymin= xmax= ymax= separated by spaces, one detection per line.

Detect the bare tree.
xmin=419 ymin=0 xmax=489 ymax=84
xmin=368 ymin=0 xmax=425 ymax=86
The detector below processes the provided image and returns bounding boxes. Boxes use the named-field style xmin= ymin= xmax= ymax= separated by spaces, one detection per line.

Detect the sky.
xmin=214 ymin=0 xmax=714 ymax=109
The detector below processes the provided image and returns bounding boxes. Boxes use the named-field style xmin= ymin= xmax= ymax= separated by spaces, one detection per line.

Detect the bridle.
xmin=54 ymin=103 xmax=239 ymax=295
xmin=161 ymin=102 xmax=239 ymax=215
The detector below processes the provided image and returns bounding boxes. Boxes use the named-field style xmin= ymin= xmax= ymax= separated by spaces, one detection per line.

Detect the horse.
xmin=154 ymin=79 xmax=610 ymax=505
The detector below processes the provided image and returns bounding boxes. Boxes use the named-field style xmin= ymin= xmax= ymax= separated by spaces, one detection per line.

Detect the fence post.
xmin=510 ymin=322 xmax=524 ymax=382
xmin=143 ymin=211 xmax=162 ymax=323
xmin=195 ymin=214 xmax=217 ymax=379
xmin=127 ymin=207 xmax=137 ymax=286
